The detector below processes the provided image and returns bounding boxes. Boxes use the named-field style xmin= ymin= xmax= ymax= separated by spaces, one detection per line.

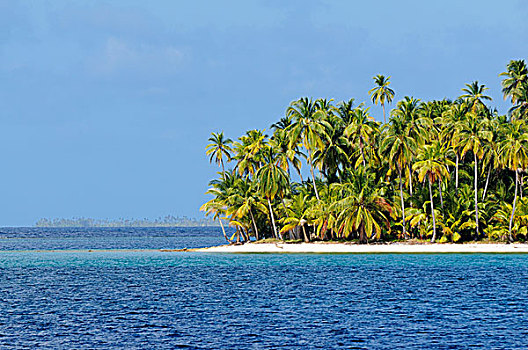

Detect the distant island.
xmin=35 ymin=215 xmax=223 ymax=228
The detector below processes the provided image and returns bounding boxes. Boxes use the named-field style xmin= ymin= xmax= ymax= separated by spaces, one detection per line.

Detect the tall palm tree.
xmin=413 ymin=142 xmax=454 ymax=242
xmin=455 ymin=111 xmax=492 ymax=238
xmin=380 ymin=114 xmax=416 ymax=238
xmin=344 ymin=107 xmax=379 ymax=167
xmin=369 ymin=75 xmax=395 ymax=124
xmin=206 ymin=132 xmax=233 ymax=179
xmin=270 ymin=128 xmax=304 ymax=182
xmin=313 ymin=112 xmax=348 ymax=182
xmin=499 ymin=120 xmax=528 ymax=241
xmin=439 ymin=102 xmax=469 ymax=189
xmin=287 ymin=97 xmax=329 ymax=200
xmin=255 ymin=146 xmax=290 ymax=239
xmin=509 ymin=84 xmax=528 ymax=120
xmin=392 ymin=96 xmax=429 ymax=195
xmin=500 ymin=59 xmax=527 ymax=104
xmin=234 ymin=129 xmax=267 ymax=177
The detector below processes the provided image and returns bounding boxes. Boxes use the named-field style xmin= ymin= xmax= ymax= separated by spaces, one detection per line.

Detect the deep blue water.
xmin=1 ymin=228 xmax=528 ymax=349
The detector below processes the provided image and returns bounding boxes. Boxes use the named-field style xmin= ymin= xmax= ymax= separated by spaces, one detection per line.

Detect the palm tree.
xmin=413 ymin=142 xmax=454 ymax=242
xmin=499 ymin=120 xmax=528 ymax=241
xmin=344 ymin=106 xmax=379 ymax=167
xmin=439 ymin=102 xmax=469 ymax=189
xmin=369 ymin=75 xmax=395 ymax=124
xmin=481 ymin=115 xmax=504 ymax=200
xmin=500 ymin=59 xmax=527 ymax=104
xmin=509 ymin=84 xmax=528 ymax=120
xmin=455 ymin=111 xmax=492 ymax=238
xmin=226 ymin=177 xmax=267 ymax=241
xmin=234 ymin=129 xmax=267 ymax=177
xmin=287 ymin=97 xmax=329 ymax=200
xmin=313 ymin=112 xmax=348 ymax=182
xmin=392 ymin=96 xmax=429 ymax=195
xmin=206 ymin=132 xmax=233 ymax=179
xmin=255 ymin=145 xmax=290 ymax=239
xmin=270 ymin=128 xmax=304 ymax=182
xmin=461 ymin=81 xmax=492 ymax=112
xmin=331 ymin=168 xmax=392 ymax=244
xmin=200 ymin=172 xmax=239 ymax=243
xmin=280 ymin=193 xmax=312 ymax=242
xmin=380 ymin=114 xmax=416 ymax=238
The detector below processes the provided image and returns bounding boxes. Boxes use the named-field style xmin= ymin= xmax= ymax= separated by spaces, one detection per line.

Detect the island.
xmin=201 ymin=59 xmax=528 ymax=248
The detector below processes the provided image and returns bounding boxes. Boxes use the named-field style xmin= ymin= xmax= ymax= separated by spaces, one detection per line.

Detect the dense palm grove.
xmin=201 ymin=60 xmax=528 ymax=244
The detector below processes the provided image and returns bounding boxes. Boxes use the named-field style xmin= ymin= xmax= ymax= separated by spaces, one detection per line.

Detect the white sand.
xmin=195 ymin=242 xmax=528 ymax=254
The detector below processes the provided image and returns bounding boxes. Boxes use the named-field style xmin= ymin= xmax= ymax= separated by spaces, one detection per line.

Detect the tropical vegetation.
xmin=201 ymin=60 xmax=528 ymax=244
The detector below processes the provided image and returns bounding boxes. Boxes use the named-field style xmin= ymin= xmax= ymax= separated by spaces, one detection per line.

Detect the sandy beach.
xmin=194 ymin=242 xmax=528 ymax=254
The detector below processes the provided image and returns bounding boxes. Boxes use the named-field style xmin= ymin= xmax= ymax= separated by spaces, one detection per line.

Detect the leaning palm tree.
xmin=499 ymin=120 xmax=528 ymax=241
xmin=206 ymin=132 xmax=233 ymax=179
xmin=413 ymin=142 xmax=454 ymax=242
xmin=369 ymin=75 xmax=395 ymax=124
xmin=200 ymin=172 xmax=239 ymax=243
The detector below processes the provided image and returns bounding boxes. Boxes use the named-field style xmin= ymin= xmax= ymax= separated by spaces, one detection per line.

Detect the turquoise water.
xmin=1 ymin=228 xmax=528 ymax=349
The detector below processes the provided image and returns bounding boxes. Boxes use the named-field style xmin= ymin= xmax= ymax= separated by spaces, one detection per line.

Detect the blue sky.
xmin=0 ymin=0 xmax=527 ymax=226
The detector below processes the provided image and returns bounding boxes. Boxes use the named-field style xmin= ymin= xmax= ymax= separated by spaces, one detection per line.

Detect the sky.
xmin=0 ymin=0 xmax=527 ymax=226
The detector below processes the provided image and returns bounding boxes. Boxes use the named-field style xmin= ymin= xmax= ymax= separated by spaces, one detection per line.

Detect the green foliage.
xmin=202 ymin=59 xmax=528 ymax=244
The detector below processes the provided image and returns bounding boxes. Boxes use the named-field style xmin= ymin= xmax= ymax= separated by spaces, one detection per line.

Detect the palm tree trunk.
xmin=249 ymin=209 xmax=259 ymax=241
xmin=359 ymin=139 xmax=366 ymax=167
xmin=359 ymin=222 xmax=367 ymax=244
xmin=308 ymin=150 xmax=320 ymax=200
xmin=218 ymin=217 xmax=230 ymax=243
xmin=301 ymin=225 xmax=309 ymax=243
xmin=508 ymin=169 xmax=519 ymax=242
xmin=438 ymin=178 xmax=444 ymax=210
xmin=295 ymin=167 xmax=304 ymax=183
xmin=408 ymin=163 xmax=413 ymax=196
xmin=474 ymin=153 xmax=480 ymax=239
xmin=221 ymin=159 xmax=226 ymax=180
xmin=399 ymin=166 xmax=407 ymax=239
xmin=455 ymin=154 xmax=459 ymax=189
xmin=521 ymin=174 xmax=524 ymax=199
xmin=240 ymin=227 xmax=249 ymax=242
xmin=382 ymin=102 xmax=386 ymax=124
xmin=429 ymin=178 xmax=437 ymax=243
xmin=482 ymin=166 xmax=491 ymax=200
xmin=267 ymin=198 xmax=279 ymax=240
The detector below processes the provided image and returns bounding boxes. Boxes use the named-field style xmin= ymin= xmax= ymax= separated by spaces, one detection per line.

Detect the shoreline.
xmin=194 ymin=242 xmax=528 ymax=254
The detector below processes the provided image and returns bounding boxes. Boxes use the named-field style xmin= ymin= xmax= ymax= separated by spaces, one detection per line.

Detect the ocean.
xmin=1 ymin=227 xmax=527 ymax=349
